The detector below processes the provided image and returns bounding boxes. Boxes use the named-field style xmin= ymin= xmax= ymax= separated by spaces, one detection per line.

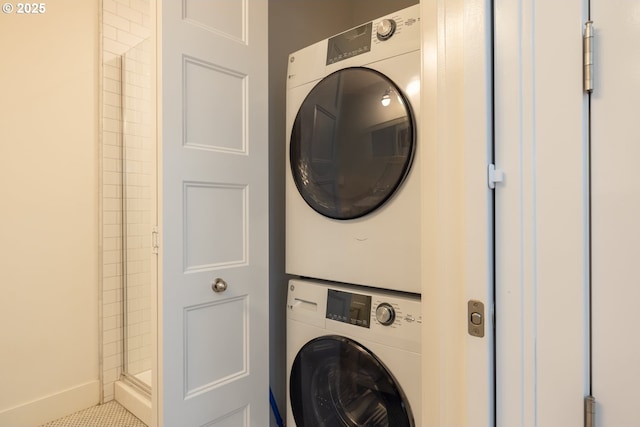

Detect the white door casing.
xmin=591 ymin=1 xmax=640 ymax=425
xmin=494 ymin=0 xmax=590 ymax=425
xmin=420 ymin=1 xmax=494 ymax=425
xmin=157 ymin=1 xmax=269 ymax=426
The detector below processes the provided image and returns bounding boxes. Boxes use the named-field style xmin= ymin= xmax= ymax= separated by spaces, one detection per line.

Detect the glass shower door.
xmin=121 ymin=38 xmax=154 ymax=394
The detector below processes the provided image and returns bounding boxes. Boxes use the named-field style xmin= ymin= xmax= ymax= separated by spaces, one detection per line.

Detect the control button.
xmin=376 ymin=19 xmax=396 ymax=41
xmin=375 ymin=303 xmax=396 ymax=326
xmin=404 ymin=314 xmax=415 ymax=323
xmin=470 ymin=312 xmax=483 ymax=326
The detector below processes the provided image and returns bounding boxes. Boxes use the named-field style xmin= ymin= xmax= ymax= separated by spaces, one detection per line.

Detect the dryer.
xmin=287 ymin=278 xmax=422 ymax=427
xmin=285 ymin=5 xmax=422 ymax=294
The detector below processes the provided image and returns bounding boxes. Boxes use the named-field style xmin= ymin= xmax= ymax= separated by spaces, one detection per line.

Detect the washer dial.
xmin=375 ymin=303 xmax=396 ymax=326
xmin=376 ymin=19 xmax=397 ymax=41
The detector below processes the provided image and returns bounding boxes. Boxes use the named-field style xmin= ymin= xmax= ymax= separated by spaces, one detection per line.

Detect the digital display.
xmin=326 ymin=22 xmax=373 ymax=65
xmin=326 ymin=289 xmax=372 ymax=328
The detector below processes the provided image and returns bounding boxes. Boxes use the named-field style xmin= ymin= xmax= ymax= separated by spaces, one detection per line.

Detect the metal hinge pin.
xmin=584 ymin=21 xmax=594 ymax=93
xmin=152 ymin=226 xmax=159 ymax=254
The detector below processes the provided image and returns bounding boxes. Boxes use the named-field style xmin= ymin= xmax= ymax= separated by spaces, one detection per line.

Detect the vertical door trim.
xmin=420 ymin=1 xmax=494 ymax=425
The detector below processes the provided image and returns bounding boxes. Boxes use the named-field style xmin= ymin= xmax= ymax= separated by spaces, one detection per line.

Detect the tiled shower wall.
xmin=101 ymin=0 xmax=152 ymax=402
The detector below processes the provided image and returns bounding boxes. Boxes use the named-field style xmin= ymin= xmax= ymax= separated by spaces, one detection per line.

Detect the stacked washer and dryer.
xmin=285 ymin=5 xmax=422 ymax=427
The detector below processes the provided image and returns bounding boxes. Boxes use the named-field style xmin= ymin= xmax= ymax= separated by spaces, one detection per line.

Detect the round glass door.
xmin=289 ymin=335 xmax=414 ymax=427
xmin=290 ymin=67 xmax=416 ymax=220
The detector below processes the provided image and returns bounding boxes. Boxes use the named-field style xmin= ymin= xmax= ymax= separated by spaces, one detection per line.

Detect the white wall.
xmin=0 ymin=1 xmax=100 ymax=425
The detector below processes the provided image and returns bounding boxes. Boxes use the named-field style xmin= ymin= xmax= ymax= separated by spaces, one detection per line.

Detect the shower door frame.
xmin=120 ymin=38 xmax=156 ymax=398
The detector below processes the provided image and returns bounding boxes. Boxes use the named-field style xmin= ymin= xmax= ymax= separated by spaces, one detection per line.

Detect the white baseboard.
xmin=114 ymin=380 xmax=152 ymax=426
xmin=0 ymin=380 xmax=100 ymax=427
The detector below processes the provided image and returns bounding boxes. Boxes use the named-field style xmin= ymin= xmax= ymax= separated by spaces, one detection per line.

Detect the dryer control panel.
xmin=321 ymin=4 xmax=420 ymax=66
xmin=326 ymin=22 xmax=373 ymax=65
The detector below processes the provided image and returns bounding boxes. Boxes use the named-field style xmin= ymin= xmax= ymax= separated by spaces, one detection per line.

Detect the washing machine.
xmin=285 ymin=5 xmax=422 ymax=294
xmin=286 ymin=278 xmax=422 ymax=427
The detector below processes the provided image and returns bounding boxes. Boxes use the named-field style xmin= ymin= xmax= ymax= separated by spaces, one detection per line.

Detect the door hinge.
xmin=488 ymin=164 xmax=504 ymax=189
xmin=585 ymin=395 xmax=596 ymax=427
xmin=152 ymin=226 xmax=159 ymax=254
xmin=583 ymin=21 xmax=594 ymax=93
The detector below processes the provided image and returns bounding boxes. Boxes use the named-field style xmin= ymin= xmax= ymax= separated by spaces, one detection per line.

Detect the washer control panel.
xmin=324 ymin=286 xmax=422 ymax=332
xmin=326 ymin=289 xmax=372 ymax=328
xmin=289 ymin=279 xmax=421 ymax=352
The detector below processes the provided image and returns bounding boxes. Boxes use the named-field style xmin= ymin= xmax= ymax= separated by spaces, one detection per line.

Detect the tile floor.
xmin=39 ymin=401 xmax=146 ymax=427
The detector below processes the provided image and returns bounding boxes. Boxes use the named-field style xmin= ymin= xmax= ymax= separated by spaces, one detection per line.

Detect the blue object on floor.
xmin=270 ymin=387 xmax=284 ymax=427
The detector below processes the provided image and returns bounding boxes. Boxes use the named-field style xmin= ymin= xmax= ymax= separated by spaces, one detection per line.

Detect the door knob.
xmin=212 ymin=278 xmax=228 ymax=293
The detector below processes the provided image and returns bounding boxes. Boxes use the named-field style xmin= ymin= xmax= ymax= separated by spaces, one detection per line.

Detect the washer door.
xmin=290 ymin=67 xmax=416 ymax=220
xmin=290 ymin=335 xmax=414 ymax=427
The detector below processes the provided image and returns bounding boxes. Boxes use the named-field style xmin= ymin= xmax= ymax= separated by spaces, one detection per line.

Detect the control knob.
xmin=375 ymin=303 xmax=396 ymax=326
xmin=376 ymin=19 xmax=397 ymax=41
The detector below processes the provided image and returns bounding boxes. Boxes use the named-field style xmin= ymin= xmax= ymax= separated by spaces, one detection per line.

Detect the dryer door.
xmin=290 ymin=67 xmax=416 ymax=220
xmin=290 ymin=335 xmax=414 ymax=427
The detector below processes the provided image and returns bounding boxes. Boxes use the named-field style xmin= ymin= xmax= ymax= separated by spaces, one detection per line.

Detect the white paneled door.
xmin=591 ymin=1 xmax=640 ymax=425
xmin=158 ymin=1 xmax=269 ymax=426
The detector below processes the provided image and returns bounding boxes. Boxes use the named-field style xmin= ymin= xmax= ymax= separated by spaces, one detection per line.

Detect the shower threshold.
xmin=115 ymin=372 xmax=152 ymax=426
